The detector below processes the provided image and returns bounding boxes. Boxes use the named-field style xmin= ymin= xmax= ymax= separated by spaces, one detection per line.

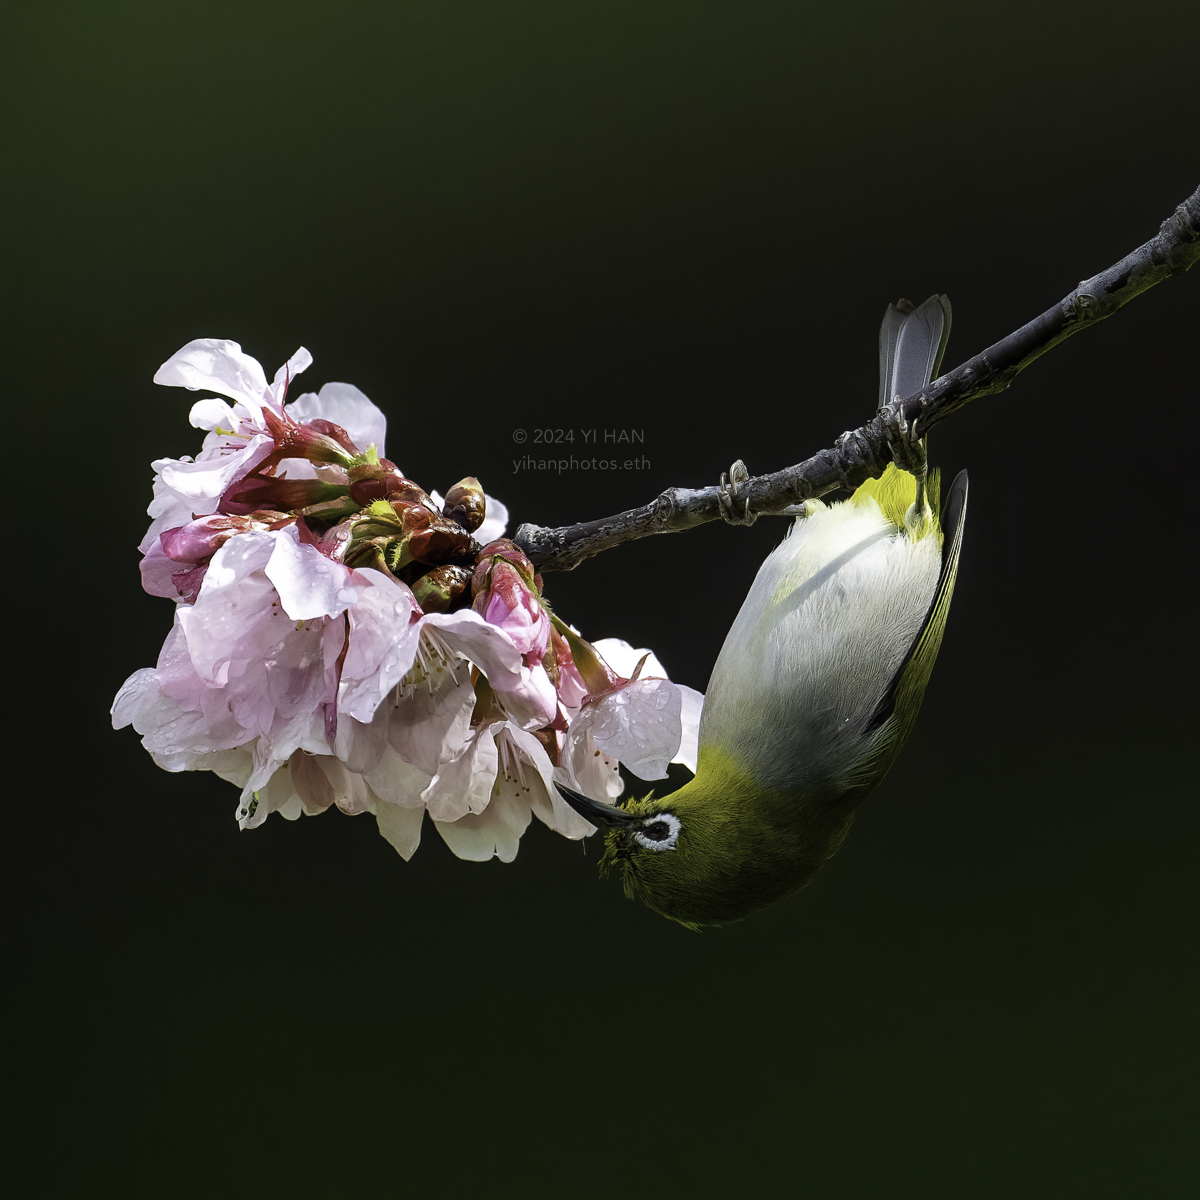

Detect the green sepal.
xmin=548 ymin=613 xmax=614 ymax=696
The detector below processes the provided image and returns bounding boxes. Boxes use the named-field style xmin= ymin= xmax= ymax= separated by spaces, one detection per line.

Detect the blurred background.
xmin=6 ymin=2 xmax=1197 ymax=1195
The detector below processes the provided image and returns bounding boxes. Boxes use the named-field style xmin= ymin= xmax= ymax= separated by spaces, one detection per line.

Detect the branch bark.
xmin=515 ymin=187 xmax=1200 ymax=573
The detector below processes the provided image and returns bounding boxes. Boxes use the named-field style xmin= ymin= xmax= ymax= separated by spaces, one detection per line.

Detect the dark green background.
xmin=7 ymin=2 xmax=1197 ymax=1195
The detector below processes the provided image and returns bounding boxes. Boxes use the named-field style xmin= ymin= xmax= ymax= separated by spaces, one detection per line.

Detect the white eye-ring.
xmin=631 ymin=812 xmax=681 ymax=852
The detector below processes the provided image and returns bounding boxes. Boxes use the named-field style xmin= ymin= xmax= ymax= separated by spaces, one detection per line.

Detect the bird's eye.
xmin=631 ymin=812 xmax=681 ymax=852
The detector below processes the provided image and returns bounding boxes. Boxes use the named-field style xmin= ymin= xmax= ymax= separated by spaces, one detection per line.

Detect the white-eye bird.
xmin=558 ymin=296 xmax=968 ymax=928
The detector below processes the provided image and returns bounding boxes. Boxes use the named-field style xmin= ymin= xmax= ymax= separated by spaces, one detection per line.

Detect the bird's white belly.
xmin=698 ymin=498 xmax=941 ymax=794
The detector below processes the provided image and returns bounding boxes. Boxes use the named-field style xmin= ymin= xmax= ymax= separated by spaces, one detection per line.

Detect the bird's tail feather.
xmin=878 ymin=294 xmax=952 ymax=409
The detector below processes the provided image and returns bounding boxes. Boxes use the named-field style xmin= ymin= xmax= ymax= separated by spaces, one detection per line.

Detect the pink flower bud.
xmin=473 ymin=560 xmax=550 ymax=663
xmin=219 ymin=472 xmax=349 ymax=516
xmin=160 ymin=514 xmax=255 ymax=564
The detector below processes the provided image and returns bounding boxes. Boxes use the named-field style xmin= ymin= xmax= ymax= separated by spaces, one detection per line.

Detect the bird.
xmin=557 ymin=295 xmax=968 ymax=928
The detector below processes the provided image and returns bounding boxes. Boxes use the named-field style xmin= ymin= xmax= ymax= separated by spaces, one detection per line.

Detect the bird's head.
xmin=557 ymin=747 xmax=854 ymax=929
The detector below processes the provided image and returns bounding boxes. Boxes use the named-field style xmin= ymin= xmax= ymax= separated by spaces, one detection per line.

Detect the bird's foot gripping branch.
xmin=113 ymin=339 xmax=702 ymax=863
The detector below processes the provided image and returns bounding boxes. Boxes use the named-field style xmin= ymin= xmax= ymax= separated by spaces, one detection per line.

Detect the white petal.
xmin=558 ymin=733 xmax=625 ymax=801
xmin=188 ymin=397 xmax=237 ymax=431
xmin=337 ymin=569 xmax=421 ymax=723
xmin=420 ymin=721 xmax=503 ymax=822
xmin=365 ymin=743 xmax=431 ymax=807
xmin=271 ymin=347 xmax=313 ymax=404
xmin=568 ymin=678 xmax=683 ymax=780
xmin=421 ymin=609 xmax=524 ymax=692
xmin=333 ymin=710 xmax=389 ymax=775
xmin=376 ymin=801 xmax=425 ymax=860
xmin=386 ymin=668 xmax=475 ymax=776
xmin=265 ymin=523 xmax=354 ymax=621
xmin=254 ymin=760 xmax=304 ymax=825
xmin=673 ymin=685 xmax=704 ymax=774
xmin=314 ymin=756 xmax=377 ymax=816
xmin=433 ymin=791 xmax=530 ymax=863
xmin=178 ymin=531 xmax=279 ymax=686
xmin=287 ymin=381 xmax=387 ymax=458
xmin=591 ymin=637 xmax=669 ymax=680
xmin=291 ymin=752 xmax=337 ymax=814
xmin=475 ymin=494 xmax=509 ymax=545
xmin=154 ymin=338 xmax=273 ymax=424
xmin=155 ymin=434 xmax=275 ymax=509
xmin=140 ymin=477 xmax=197 ymax=553
xmin=503 ymin=726 xmax=595 ymax=839
xmin=112 ymin=668 xmax=159 ymax=730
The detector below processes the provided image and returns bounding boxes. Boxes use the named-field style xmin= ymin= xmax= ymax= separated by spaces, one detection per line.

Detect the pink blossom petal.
xmin=337 ymin=569 xmax=422 ymax=723
xmin=493 ymin=662 xmax=559 ymax=731
xmin=555 ymin=656 xmax=589 ymax=712
xmin=264 ymin=523 xmax=356 ymax=621
xmin=480 ymin=572 xmax=550 ymax=661
xmin=111 ymin=661 xmax=245 ymax=757
xmin=177 ymin=531 xmax=280 ymax=686
xmin=139 ymin=539 xmax=187 ymax=600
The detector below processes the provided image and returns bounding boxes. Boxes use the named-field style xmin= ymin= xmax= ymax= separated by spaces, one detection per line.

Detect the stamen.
xmin=399 ymin=625 xmax=464 ymax=698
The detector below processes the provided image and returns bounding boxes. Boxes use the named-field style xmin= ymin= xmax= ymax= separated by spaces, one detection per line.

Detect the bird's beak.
xmin=555 ymin=784 xmax=641 ymax=829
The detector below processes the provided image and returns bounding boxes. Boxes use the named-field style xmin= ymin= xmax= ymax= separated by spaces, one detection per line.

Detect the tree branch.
xmin=516 ymin=187 xmax=1200 ymax=573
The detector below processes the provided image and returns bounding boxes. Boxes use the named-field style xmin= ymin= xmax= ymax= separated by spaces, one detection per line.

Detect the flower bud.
xmin=347 ymin=459 xmax=428 ymax=508
xmin=442 ymin=477 xmax=486 ymax=533
xmin=405 ymin=515 xmax=474 ymax=566
xmin=261 ymin=408 xmax=357 ymax=468
xmin=472 ymin=559 xmax=550 ymax=662
xmin=410 ymin=564 xmax=473 ymax=613
xmin=347 ymin=500 xmax=473 ymax=576
xmin=471 ymin=539 xmax=537 ymax=597
xmin=159 ymin=513 xmax=255 ymax=564
xmin=303 ymin=418 xmax=361 ymax=456
xmin=220 ymin=472 xmax=349 ymax=516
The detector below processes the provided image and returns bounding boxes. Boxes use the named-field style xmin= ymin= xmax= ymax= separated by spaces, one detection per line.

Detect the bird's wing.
xmin=880 ymin=294 xmax=953 ymax=406
xmin=865 ymin=469 xmax=968 ymax=736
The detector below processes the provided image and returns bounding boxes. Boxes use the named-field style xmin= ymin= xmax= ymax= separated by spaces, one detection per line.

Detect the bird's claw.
xmin=718 ymin=459 xmax=757 ymax=526
xmin=880 ymin=401 xmax=928 ymax=512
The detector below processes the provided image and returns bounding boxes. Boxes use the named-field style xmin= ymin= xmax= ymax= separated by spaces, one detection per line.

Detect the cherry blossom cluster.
xmin=113 ymin=340 xmax=701 ymax=862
